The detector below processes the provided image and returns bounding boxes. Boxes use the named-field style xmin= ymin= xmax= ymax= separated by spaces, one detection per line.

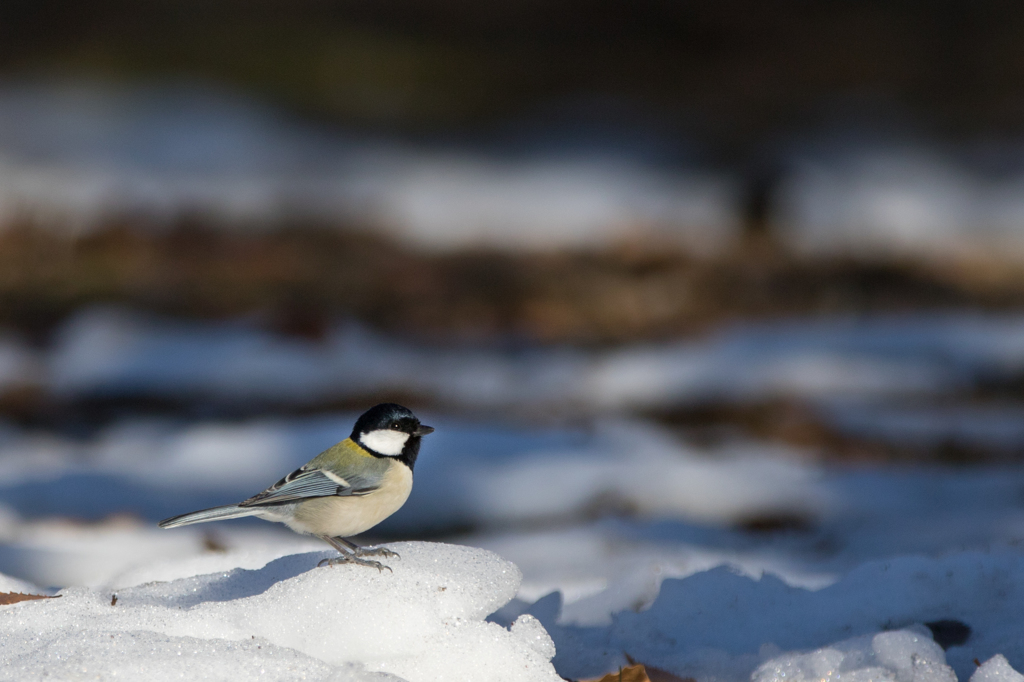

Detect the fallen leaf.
xmin=624 ymin=654 xmax=697 ymax=682
xmin=0 ymin=592 xmax=59 ymax=606
xmin=581 ymin=662 xmax=696 ymax=682
xmin=580 ymin=665 xmax=652 ymax=682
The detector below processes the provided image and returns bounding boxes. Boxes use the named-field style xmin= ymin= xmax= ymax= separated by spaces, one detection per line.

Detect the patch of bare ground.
xmin=650 ymin=397 xmax=1024 ymax=466
xmin=1 ymin=222 xmax=1023 ymax=346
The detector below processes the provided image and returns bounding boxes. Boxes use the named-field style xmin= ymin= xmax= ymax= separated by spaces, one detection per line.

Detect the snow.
xmin=0 ymin=80 xmax=740 ymax=253
xmin=4 ymin=411 xmax=1024 ymax=679
xmin=31 ymin=306 xmax=1024 ymax=413
xmin=15 ymin=80 xmax=1024 ymax=260
xmin=3 ymin=407 xmax=1024 ymax=590
xmin=9 ymin=535 xmax=1024 ymax=681
xmin=0 ymin=542 xmax=560 ymax=682
xmin=775 ymin=140 xmax=1024 ymax=258
xmin=526 ymin=552 xmax=1024 ymax=682
xmin=5 ymin=308 xmax=1024 ymax=679
xmin=0 ymin=417 xmax=827 ymax=560
xmin=973 ymin=656 xmax=1024 ymax=682
xmin=822 ymin=402 xmax=1024 ymax=452
xmin=753 ymin=629 xmax=956 ymax=682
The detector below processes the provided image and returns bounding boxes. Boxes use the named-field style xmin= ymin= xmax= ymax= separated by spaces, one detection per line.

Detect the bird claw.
xmin=354 ymin=546 xmax=400 ymax=560
xmin=317 ymin=554 xmax=392 ymax=573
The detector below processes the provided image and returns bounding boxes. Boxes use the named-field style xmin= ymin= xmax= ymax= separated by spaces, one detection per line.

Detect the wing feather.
xmin=239 ymin=467 xmax=377 ymax=507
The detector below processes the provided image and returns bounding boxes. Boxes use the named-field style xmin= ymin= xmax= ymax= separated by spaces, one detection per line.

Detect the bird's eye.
xmin=391 ymin=422 xmax=401 ymax=429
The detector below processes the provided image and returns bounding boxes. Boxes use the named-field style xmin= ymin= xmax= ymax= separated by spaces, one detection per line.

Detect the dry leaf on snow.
xmin=0 ymin=592 xmax=58 ymax=605
xmin=580 ymin=662 xmax=695 ymax=682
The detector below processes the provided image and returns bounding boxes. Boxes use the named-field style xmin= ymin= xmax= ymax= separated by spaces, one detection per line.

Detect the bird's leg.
xmin=317 ymin=535 xmax=391 ymax=573
xmin=336 ymin=536 xmax=400 ymax=560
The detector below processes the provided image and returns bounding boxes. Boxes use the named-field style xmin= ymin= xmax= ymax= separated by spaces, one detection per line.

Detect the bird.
xmin=159 ymin=403 xmax=433 ymax=571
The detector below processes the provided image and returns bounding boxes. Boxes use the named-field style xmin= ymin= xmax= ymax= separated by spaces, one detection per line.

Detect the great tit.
xmin=159 ymin=403 xmax=433 ymax=571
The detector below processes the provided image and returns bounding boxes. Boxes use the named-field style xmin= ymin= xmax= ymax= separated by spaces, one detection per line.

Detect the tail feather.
xmin=159 ymin=504 xmax=259 ymax=529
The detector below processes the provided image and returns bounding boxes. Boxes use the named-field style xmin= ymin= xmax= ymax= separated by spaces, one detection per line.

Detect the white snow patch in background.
xmin=16 ymin=81 xmax=1024 ymax=260
xmin=775 ymin=141 xmax=1024 ymax=258
xmin=355 ymin=154 xmax=739 ymax=253
xmin=0 ymin=543 xmax=561 ymax=682
xmin=34 ymin=306 xmax=1024 ymax=411
xmin=0 ymin=80 xmax=740 ymax=253
xmin=429 ymin=423 xmax=823 ymax=529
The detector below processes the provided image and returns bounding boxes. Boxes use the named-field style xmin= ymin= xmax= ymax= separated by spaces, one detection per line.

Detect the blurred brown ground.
xmin=1 ymin=221 xmax=1022 ymax=345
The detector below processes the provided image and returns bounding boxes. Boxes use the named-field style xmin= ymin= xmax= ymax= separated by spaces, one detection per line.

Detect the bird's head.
xmin=352 ymin=403 xmax=433 ymax=469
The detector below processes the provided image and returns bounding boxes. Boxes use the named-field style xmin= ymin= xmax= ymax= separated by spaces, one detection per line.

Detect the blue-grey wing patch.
xmin=239 ymin=467 xmax=378 ymax=507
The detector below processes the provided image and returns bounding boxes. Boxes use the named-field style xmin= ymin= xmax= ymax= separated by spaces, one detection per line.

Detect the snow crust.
xmin=520 ymin=552 xmax=1024 ymax=682
xmin=972 ymin=655 xmax=1024 ymax=682
xmin=0 ymin=81 xmax=739 ymax=253
xmin=0 ymin=542 xmax=560 ymax=682
xmin=753 ymin=629 xmax=956 ymax=682
xmin=8 ymin=534 xmax=1024 ymax=681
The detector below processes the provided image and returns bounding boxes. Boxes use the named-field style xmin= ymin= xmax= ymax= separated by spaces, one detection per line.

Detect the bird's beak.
xmin=414 ymin=424 xmax=435 ymax=436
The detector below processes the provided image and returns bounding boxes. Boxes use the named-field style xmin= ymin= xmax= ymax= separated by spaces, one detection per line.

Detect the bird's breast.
xmin=285 ymin=463 xmax=413 ymax=538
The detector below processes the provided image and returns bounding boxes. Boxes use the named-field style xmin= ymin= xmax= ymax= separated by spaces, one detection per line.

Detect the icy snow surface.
xmin=524 ymin=552 xmax=1024 ymax=681
xmin=0 ymin=542 xmax=560 ymax=682
xmin=752 ymin=628 xmax=957 ymax=682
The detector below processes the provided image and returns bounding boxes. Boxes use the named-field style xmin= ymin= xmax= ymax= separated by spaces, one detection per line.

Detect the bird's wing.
xmin=239 ymin=466 xmax=379 ymax=508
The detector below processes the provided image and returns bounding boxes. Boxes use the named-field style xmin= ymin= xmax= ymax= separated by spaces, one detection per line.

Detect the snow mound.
xmin=0 ymin=542 xmax=560 ymax=682
xmin=533 ymin=551 xmax=1024 ymax=682
xmin=973 ymin=655 xmax=1024 ymax=682
xmin=754 ymin=629 xmax=955 ymax=682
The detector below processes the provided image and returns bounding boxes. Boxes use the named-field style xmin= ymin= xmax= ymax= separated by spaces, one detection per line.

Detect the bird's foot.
xmin=353 ymin=546 xmax=400 ymax=560
xmin=317 ymin=553 xmax=392 ymax=573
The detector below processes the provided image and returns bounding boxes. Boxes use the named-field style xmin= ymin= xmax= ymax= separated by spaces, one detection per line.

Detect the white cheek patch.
xmin=360 ymin=429 xmax=410 ymax=456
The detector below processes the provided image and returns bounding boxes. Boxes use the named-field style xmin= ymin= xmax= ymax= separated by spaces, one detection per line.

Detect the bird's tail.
xmin=158 ymin=504 xmax=260 ymax=529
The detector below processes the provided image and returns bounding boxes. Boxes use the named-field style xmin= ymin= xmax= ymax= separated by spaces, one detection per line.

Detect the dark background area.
xmin=4 ymin=0 xmax=1023 ymax=145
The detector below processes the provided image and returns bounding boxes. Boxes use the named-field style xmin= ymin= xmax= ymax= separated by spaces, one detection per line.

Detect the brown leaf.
xmin=581 ymin=663 xmax=696 ymax=682
xmin=0 ymin=592 xmax=58 ymax=605
xmin=580 ymin=664 xmax=652 ymax=682
xmin=623 ymin=654 xmax=697 ymax=682
xmin=645 ymin=666 xmax=697 ymax=682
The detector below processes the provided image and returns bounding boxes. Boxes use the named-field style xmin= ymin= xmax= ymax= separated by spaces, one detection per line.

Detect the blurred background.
xmin=4 ymin=0 xmax=1024 ymax=633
